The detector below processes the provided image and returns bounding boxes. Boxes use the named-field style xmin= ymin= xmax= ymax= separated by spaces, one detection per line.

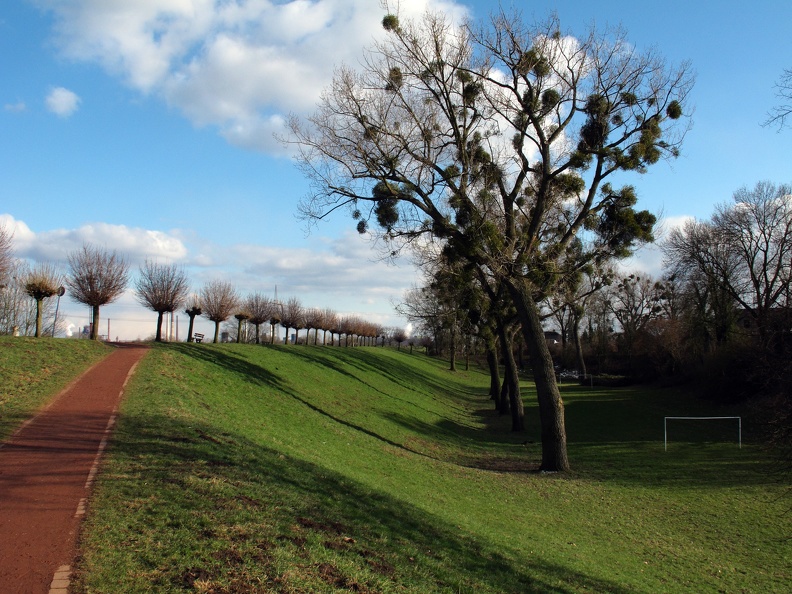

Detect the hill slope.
xmin=62 ymin=343 xmax=791 ymax=593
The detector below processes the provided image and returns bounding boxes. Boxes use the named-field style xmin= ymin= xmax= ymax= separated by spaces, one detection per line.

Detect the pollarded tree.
xmin=135 ymin=260 xmax=190 ymax=342
xmin=66 ymin=244 xmax=129 ymax=340
xmin=24 ymin=263 xmax=64 ymax=337
xmin=200 ymin=280 xmax=239 ymax=343
xmin=184 ymin=295 xmax=203 ymax=342
xmin=280 ymin=297 xmax=304 ymax=344
xmin=322 ymin=307 xmax=338 ymax=345
xmin=234 ymin=310 xmax=250 ymax=343
xmin=290 ymin=7 xmax=692 ymax=470
xmin=304 ymin=307 xmax=324 ymax=345
xmin=246 ymin=293 xmax=275 ymax=344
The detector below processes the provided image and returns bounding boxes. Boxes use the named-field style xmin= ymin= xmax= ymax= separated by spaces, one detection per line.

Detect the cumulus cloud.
xmin=4 ymin=101 xmax=26 ymax=112
xmin=186 ymin=230 xmax=419 ymax=306
xmin=35 ymin=0 xmax=470 ymax=152
xmin=0 ymin=214 xmax=188 ymax=264
xmin=45 ymin=86 xmax=81 ymax=117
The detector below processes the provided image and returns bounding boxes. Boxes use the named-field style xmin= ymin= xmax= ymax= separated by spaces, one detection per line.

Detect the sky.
xmin=1 ymin=0 xmax=791 ymax=340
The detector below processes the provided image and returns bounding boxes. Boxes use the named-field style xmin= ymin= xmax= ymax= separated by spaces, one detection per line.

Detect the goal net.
xmin=664 ymin=417 xmax=742 ymax=451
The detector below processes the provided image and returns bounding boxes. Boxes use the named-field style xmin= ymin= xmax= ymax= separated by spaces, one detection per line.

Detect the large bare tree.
xmin=66 ymin=244 xmax=129 ymax=340
xmin=289 ymin=7 xmax=693 ymax=470
xmin=664 ymin=181 xmax=792 ymax=350
xmin=200 ymin=280 xmax=239 ymax=343
xmin=135 ymin=260 xmax=190 ymax=342
xmin=24 ymin=263 xmax=64 ymax=337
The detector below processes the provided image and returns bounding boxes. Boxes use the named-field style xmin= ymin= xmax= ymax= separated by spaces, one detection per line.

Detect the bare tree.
xmin=234 ymin=310 xmax=250 ymax=343
xmin=24 ymin=263 xmax=64 ymax=337
xmin=1 ymin=260 xmax=36 ymax=336
xmin=135 ymin=260 xmax=190 ymax=342
xmin=280 ymin=297 xmax=304 ymax=344
xmin=665 ymin=181 xmax=792 ymax=349
xmin=765 ymin=68 xmax=792 ymax=130
xmin=246 ymin=293 xmax=275 ymax=344
xmin=66 ymin=244 xmax=129 ymax=340
xmin=0 ymin=223 xmax=12 ymax=287
xmin=200 ymin=280 xmax=239 ymax=343
xmin=321 ymin=307 xmax=338 ymax=345
xmin=304 ymin=307 xmax=324 ymax=345
xmin=290 ymin=8 xmax=693 ymax=470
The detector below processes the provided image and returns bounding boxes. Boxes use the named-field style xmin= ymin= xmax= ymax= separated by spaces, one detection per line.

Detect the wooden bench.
xmin=193 ymin=333 xmax=204 ymax=343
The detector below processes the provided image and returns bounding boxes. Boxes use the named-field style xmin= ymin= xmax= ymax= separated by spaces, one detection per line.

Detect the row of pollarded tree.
xmin=193 ymin=281 xmax=387 ymax=346
xmin=0 ymin=237 xmax=387 ymax=345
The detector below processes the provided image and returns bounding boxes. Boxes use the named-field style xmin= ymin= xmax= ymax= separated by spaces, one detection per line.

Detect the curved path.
xmin=0 ymin=344 xmax=148 ymax=594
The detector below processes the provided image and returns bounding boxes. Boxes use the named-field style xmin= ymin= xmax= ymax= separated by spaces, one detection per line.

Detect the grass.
xmin=4 ymin=340 xmax=789 ymax=592
xmin=0 ymin=336 xmax=110 ymax=441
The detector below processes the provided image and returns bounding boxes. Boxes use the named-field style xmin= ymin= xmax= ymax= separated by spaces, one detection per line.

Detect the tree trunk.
xmin=155 ymin=311 xmax=164 ymax=342
xmin=506 ymin=280 xmax=569 ymax=471
xmin=254 ymin=323 xmax=261 ymax=344
xmin=486 ymin=345 xmax=500 ymax=402
xmin=497 ymin=325 xmax=523 ymax=432
xmin=213 ymin=321 xmax=220 ymax=343
xmin=187 ymin=313 xmax=197 ymax=342
xmin=572 ymin=314 xmax=586 ymax=378
xmin=91 ymin=305 xmax=100 ymax=340
xmin=449 ymin=325 xmax=457 ymax=371
xmin=34 ymin=299 xmax=44 ymax=338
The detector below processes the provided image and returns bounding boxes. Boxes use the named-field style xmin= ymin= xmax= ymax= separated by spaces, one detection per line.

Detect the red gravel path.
xmin=0 ymin=344 xmax=148 ymax=594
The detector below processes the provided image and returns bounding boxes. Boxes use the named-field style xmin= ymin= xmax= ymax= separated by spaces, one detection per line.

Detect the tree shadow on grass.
xmin=79 ymin=411 xmax=636 ymax=594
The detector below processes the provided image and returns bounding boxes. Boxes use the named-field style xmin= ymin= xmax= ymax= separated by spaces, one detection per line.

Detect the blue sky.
xmin=1 ymin=0 xmax=791 ymax=339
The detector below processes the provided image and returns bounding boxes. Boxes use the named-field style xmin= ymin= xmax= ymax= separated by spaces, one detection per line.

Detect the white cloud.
xmin=34 ymin=0 xmax=470 ymax=151
xmin=4 ymin=101 xmax=26 ymax=112
xmin=45 ymin=86 xmax=81 ymax=117
xmin=618 ymin=214 xmax=695 ymax=278
xmin=1 ymin=215 xmax=188 ymax=264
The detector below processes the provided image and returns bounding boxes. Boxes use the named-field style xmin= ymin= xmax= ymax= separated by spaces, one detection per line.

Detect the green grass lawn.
xmin=7 ymin=340 xmax=788 ymax=592
xmin=0 ymin=336 xmax=110 ymax=441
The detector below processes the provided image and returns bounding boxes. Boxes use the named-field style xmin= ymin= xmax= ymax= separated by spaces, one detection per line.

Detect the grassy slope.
xmin=59 ymin=343 xmax=792 ymax=593
xmin=0 ymin=336 xmax=110 ymax=441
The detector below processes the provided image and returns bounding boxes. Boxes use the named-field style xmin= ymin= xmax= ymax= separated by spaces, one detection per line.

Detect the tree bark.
xmin=497 ymin=324 xmax=523 ymax=431
xmin=91 ymin=305 xmax=100 ymax=340
xmin=155 ymin=311 xmax=164 ymax=342
xmin=187 ymin=313 xmax=197 ymax=342
xmin=34 ymin=299 xmax=43 ymax=338
xmin=213 ymin=321 xmax=220 ymax=343
xmin=572 ymin=314 xmax=586 ymax=378
xmin=506 ymin=280 xmax=569 ymax=471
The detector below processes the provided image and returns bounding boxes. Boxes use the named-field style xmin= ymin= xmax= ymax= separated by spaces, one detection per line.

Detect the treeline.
xmin=399 ymin=182 xmax=791 ymax=452
xmin=0 ymin=234 xmax=393 ymax=347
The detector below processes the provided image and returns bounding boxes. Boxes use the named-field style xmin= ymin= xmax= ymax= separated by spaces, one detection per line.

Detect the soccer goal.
xmin=663 ymin=416 xmax=742 ymax=451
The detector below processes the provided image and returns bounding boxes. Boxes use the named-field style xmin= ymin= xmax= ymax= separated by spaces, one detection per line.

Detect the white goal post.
xmin=664 ymin=416 xmax=742 ymax=451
